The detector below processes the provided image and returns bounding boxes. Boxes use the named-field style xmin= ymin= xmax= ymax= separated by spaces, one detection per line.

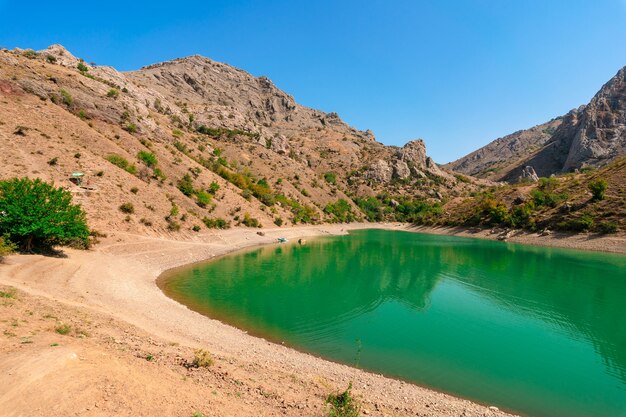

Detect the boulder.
xmin=271 ymin=134 xmax=289 ymax=154
xmin=365 ymin=160 xmax=393 ymax=182
xmin=518 ymin=166 xmax=539 ymax=182
xmin=392 ymin=160 xmax=411 ymax=179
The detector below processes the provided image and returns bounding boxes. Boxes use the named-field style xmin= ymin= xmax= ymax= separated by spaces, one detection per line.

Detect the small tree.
xmin=588 ymin=178 xmax=608 ymax=202
xmin=0 ymin=178 xmax=90 ymax=251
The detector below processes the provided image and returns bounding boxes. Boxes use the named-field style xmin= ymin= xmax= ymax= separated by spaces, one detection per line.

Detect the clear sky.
xmin=1 ymin=0 xmax=626 ymax=163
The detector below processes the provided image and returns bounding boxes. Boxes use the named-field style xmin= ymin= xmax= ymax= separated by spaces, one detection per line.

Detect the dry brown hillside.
xmin=0 ymin=45 xmax=474 ymax=235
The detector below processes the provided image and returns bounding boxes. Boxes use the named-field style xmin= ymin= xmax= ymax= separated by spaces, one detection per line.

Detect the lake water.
xmin=159 ymin=229 xmax=626 ymax=417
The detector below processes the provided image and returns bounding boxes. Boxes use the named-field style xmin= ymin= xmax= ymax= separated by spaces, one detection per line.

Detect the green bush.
xmin=177 ymin=174 xmax=194 ymax=197
xmin=202 ymin=217 xmax=230 ymax=229
xmin=0 ymin=178 xmax=90 ymax=251
xmin=241 ymin=213 xmax=261 ymax=228
xmin=124 ymin=123 xmax=138 ymax=133
xmin=106 ymin=88 xmax=119 ymax=98
xmin=196 ymin=191 xmax=212 ymax=208
xmin=323 ymin=172 xmax=337 ymax=185
xmin=76 ymin=62 xmax=89 ymax=73
xmin=105 ymin=154 xmax=137 ymax=175
xmin=59 ymin=89 xmax=72 ymax=106
xmin=588 ymin=178 xmax=608 ymax=202
xmin=326 ymin=384 xmax=359 ymax=417
xmin=596 ymin=221 xmax=618 ymax=234
xmin=559 ymin=214 xmax=594 ymax=232
xmin=324 ymin=199 xmax=355 ymax=223
xmin=355 ymin=197 xmax=383 ymax=222
xmin=208 ymin=181 xmax=220 ymax=194
xmin=137 ymin=151 xmax=158 ymax=167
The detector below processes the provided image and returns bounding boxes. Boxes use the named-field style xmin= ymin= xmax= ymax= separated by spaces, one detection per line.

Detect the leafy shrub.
xmin=0 ymin=178 xmax=90 ymax=251
xmin=596 ymin=221 xmax=618 ymax=234
xmin=531 ymin=189 xmax=567 ymax=208
xmin=119 ymin=202 xmax=134 ymax=214
xmin=588 ymin=178 xmax=608 ymax=202
xmin=47 ymin=157 xmax=58 ymax=166
xmin=167 ymin=220 xmax=181 ymax=231
xmin=177 ymin=174 xmax=194 ymax=197
xmin=192 ymin=225 xmax=201 ymax=232
xmin=202 ymin=217 xmax=230 ymax=229
xmin=130 ymin=187 xmax=139 ymax=194
xmin=196 ymin=191 xmax=212 ymax=208
xmin=326 ymin=384 xmax=359 ymax=417
xmin=241 ymin=213 xmax=261 ymax=228
xmin=46 ymin=55 xmax=57 ymax=64
xmin=208 ymin=181 xmax=220 ymax=194
xmin=274 ymin=217 xmax=283 ymax=226
xmin=124 ymin=123 xmax=138 ymax=133
xmin=355 ymin=197 xmax=383 ymax=222
xmin=192 ymin=349 xmax=213 ymax=367
xmin=559 ymin=214 xmax=594 ymax=232
xmin=324 ymin=172 xmax=337 ymax=185
xmin=59 ymin=88 xmax=73 ymax=106
xmin=105 ymin=154 xmax=137 ymax=175
xmin=324 ymin=199 xmax=355 ymax=223
xmin=106 ymin=88 xmax=119 ymax=98
xmin=76 ymin=62 xmax=89 ymax=73
xmin=55 ymin=324 xmax=72 ymax=335
xmin=137 ymin=151 xmax=158 ymax=167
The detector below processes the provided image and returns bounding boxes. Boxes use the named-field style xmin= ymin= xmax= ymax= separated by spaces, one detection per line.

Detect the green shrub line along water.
xmin=158 ymin=229 xmax=626 ymax=417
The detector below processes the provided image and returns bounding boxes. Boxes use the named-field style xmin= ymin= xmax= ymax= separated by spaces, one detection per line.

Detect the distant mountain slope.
xmin=445 ymin=119 xmax=562 ymax=179
xmin=448 ymin=66 xmax=626 ymax=182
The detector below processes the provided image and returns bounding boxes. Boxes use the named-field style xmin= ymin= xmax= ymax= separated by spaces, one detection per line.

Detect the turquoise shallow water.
xmin=159 ymin=229 xmax=626 ymax=417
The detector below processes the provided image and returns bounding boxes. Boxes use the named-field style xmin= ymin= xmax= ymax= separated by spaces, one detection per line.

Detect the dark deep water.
xmin=159 ymin=229 xmax=626 ymax=417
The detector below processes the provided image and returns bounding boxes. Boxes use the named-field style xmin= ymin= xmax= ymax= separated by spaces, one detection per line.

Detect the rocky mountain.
xmin=0 ymin=45 xmax=468 ymax=234
xmin=447 ymin=66 xmax=626 ymax=182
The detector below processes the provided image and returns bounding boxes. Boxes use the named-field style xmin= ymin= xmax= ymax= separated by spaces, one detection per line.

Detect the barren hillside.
xmin=0 ymin=45 xmax=470 ymax=235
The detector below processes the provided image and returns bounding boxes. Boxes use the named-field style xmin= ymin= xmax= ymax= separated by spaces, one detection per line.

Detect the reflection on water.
xmin=160 ymin=229 xmax=626 ymax=417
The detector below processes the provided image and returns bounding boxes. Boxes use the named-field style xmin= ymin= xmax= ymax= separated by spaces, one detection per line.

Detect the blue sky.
xmin=1 ymin=0 xmax=626 ymax=163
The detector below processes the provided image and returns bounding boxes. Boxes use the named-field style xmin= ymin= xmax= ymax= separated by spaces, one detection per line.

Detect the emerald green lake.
xmin=159 ymin=229 xmax=626 ymax=417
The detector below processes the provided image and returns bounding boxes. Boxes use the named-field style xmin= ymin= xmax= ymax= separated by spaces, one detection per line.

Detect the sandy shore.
xmin=1 ymin=224 xmax=623 ymax=416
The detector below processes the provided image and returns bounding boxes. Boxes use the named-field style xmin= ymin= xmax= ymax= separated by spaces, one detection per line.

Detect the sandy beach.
xmin=1 ymin=224 xmax=624 ymax=416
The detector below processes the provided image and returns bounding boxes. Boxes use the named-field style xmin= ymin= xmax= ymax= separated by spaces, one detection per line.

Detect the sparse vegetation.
xmin=55 ymin=323 xmax=72 ymax=335
xmin=106 ymin=88 xmax=119 ymax=98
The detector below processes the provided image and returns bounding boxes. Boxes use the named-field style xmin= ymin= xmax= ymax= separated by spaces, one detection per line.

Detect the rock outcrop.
xmin=518 ymin=166 xmax=539 ymax=183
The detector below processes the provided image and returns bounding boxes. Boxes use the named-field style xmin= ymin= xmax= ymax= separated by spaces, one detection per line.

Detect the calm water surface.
xmin=159 ymin=229 xmax=626 ymax=417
